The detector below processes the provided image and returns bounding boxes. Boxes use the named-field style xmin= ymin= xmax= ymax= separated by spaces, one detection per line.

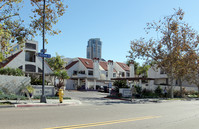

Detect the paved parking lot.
xmin=64 ymin=90 xmax=131 ymax=105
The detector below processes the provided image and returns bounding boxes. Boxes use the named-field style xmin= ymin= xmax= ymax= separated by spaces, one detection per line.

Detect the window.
xmin=25 ymin=51 xmax=36 ymax=62
xmin=119 ymin=72 xmax=124 ymax=77
xmin=73 ymin=70 xmax=77 ymax=75
xmin=122 ymin=72 xmax=125 ymax=77
xmin=79 ymin=71 xmax=85 ymax=74
xmin=113 ymin=73 xmax=116 ymax=77
xmin=25 ymin=43 xmax=36 ymax=50
xmin=106 ymin=72 xmax=108 ymax=77
xmin=18 ymin=65 xmax=23 ymax=70
xmin=126 ymin=72 xmax=130 ymax=77
xmin=85 ymin=61 xmax=89 ymax=65
xmin=25 ymin=64 xmax=36 ymax=72
xmin=160 ymin=69 xmax=166 ymax=74
xmin=119 ymin=71 xmax=125 ymax=77
xmin=38 ymin=67 xmax=42 ymax=73
xmin=88 ymin=70 xmax=93 ymax=75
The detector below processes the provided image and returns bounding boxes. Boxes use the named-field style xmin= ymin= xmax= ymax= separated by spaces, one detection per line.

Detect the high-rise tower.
xmin=87 ymin=38 xmax=102 ymax=60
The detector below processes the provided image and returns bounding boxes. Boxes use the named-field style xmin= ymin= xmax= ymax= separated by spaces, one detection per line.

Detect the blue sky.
xmin=32 ymin=0 xmax=199 ymax=64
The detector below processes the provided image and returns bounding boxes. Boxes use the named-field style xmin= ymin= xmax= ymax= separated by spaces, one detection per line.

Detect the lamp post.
xmin=40 ymin=0 xmax=47 ymax=103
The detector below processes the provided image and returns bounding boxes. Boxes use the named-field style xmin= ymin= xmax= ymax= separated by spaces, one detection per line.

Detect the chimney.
xmin=129 ymin=61 xmax=135 ymax=77
xmin=93 ymin=58 xmax=100 ymax=79
xmin=108 ymin=60 xmax=113 ymax=80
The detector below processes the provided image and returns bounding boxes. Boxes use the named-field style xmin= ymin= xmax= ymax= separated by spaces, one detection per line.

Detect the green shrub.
xmin=154 ymin=86 xmax=163 ymax=97
xmin=0 ymin=89 xmax=4 ymax=95
xmin=1 ymin=87 xmax=10 ymax=95
xmin=174 ymin=90 xmax=181 ymax=98
xmin=135 ymin=85 xmax=142 ymax=95
xmin=0 ymin=94 xmax=28 ymax=100
xmin=31 ymin=77 xmax=47 ymax=85
xmin=186 ymin=90 xmax=198 ymax=95
xmin=142 ymin=88 xmax=155 ymax=98
xmin=0 ymin=68 xmax=24 ymax=76
xmin=113 ymin=80 xmax=129 ymax=93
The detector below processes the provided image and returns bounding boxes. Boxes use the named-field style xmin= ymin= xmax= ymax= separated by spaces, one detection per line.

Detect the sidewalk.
xmin=0 ymin=99 xmax=82 ymax=108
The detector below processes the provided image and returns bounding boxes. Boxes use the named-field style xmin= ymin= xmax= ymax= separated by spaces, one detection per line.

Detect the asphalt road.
xmin=1 ymin=92 xmax=199 ymax=129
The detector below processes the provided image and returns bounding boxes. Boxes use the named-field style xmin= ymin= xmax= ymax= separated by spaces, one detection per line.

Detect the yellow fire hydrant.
xmin=59 ymin=89 xmax=64 ymax=103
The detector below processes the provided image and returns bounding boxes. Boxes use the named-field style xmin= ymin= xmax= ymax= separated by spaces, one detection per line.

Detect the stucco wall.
xmin=142 ymin=84 xmax=198 ymax=92
xmin=0 ymin=75 xmax=31 ymax=94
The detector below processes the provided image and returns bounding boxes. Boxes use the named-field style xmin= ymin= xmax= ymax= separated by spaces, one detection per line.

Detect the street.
xmin=0 ymin=91 xmax=199 ymax=129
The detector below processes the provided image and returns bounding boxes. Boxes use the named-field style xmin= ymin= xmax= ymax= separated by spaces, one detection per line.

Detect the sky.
xmin=31 ymin=0 xmax=199 ymax=64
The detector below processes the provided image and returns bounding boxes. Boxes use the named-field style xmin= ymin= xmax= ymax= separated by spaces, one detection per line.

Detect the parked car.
xmin=98 ymin=86 xmax=109 ymax=93
xmin=98 ymin=86 xmax=104 ymax=92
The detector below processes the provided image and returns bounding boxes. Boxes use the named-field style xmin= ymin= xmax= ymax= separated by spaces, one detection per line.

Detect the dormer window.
xmin=85 ymin=61 xmax=89 ymax=65
xmin=123 ymin=65 xmax=126 ymax=68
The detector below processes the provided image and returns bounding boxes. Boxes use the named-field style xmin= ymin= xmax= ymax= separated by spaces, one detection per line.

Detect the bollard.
xmin=59 ymin=89 xmax=64 ymax=103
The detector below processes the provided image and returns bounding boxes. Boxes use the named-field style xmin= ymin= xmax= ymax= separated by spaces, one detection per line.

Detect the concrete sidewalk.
xmin=0 ymin=99 xmax=82 ymax=108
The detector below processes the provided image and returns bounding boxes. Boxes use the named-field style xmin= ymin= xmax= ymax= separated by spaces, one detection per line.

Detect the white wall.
xmin=148 ymin=67 xmax=167 ymax=78
xmin=66 ymin=79 xmax=76 ymax=90
xmin=5 ymin=41 xmax=53 ymax=74
xmin=0 ymin=75 xmax=31 ymax=94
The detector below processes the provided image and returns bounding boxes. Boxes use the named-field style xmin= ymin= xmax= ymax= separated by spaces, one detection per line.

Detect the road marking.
xmin=45 ymin=116 xmax=161 ymax=129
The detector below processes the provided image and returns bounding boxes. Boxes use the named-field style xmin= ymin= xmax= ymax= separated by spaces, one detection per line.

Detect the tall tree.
xmin=45 ymin=53 xmax=66 ymax=72
xmin=45 ymin=53 xmax=69 ymax=89
xmin=128 ymin=8 xmax=199 ymax=98
xmin=136 ymin=64 xmax=150 ymax=78
xmin=126 ymin=60 xmax=139 ymax=77
xmin=0 ymin=0 xmax=67 ymax=62
xmin=185 ymin=51 xmax=199 ymax=97
xmin=54 ymin=70 xmax=69 ymax=89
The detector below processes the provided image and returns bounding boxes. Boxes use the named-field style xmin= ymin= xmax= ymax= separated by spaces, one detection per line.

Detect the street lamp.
xmin=40 ymin=0 xmax=47 ymax=103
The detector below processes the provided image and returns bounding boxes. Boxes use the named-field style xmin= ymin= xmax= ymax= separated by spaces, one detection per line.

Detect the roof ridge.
xmin=0 ymin=50 xmax=23 ymax=68
xmin=65 ymin=60 xmax=79 ymax=70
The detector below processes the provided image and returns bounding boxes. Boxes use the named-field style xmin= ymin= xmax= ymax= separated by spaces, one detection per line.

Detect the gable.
xmin=65 ymin=60 xmax=79 ymax=70
xmin=99 ymin=61 xmax=108 ymax=71
xmin=78 ymin=58 xmax=93 ymax=69
xmin=116 ymin=62 xmax=130 ymax=71
xmin=0 ymin=51 xmax=23 ymax=68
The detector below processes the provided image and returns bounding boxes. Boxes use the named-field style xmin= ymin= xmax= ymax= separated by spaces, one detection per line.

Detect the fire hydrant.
xmin=59 ymin=89 xmax=64 ymax=103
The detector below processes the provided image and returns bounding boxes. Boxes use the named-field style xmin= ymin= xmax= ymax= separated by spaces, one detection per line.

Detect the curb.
xmin=14 ymin=103 xmax=70 ymax=107
xmin=0 ymin=105 xmax=15 ymax=108
xmin=0 ymin=101 xmax=81 ymax=108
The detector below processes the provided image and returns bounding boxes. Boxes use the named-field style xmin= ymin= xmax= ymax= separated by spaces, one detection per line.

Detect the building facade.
xmin=65 ymin=57 xmax=135 ymax=90
xmin=0 ymin=40 xmax=53 ymax=74
xmin=147 ymin=66 xmax=198 ymax=91
xmin=87 ymin=38 xmax=102 ymax=60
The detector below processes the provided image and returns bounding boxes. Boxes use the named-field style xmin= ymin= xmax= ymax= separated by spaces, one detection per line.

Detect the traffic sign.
xmin=37 ymin=53 xmax=51 ymax=58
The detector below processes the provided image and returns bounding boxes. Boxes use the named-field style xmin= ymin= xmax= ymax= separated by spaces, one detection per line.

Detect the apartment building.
xmin=65 ymin=57 xmax=135 ymax=90
xmin=0 ymin=40 xmax=53 ymax=74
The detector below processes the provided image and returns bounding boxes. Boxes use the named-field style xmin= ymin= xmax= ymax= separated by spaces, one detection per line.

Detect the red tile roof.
xmin=78 ymin=58 xmax=93 ymax=69
xmin=116 ymin=62 xmax=130 ymax=71
xmin=65 ymin=60 xmax=79 ymax=70
xmin=0 ymin=50 xmax=23 ymax=68
xmin=99 ymin=61 xmax=108 ymax=71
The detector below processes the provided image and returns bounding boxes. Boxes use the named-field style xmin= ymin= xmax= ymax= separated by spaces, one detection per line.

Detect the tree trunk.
xmin=170 ymin=77 xmax=174 ymax=98
xmin=54 ymin=76 xmax=56 ymax=86
xmin=198 ymin=86 xmax=199 ymax=98
xmin=179 ymin=78 xmax=183 ymax=98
